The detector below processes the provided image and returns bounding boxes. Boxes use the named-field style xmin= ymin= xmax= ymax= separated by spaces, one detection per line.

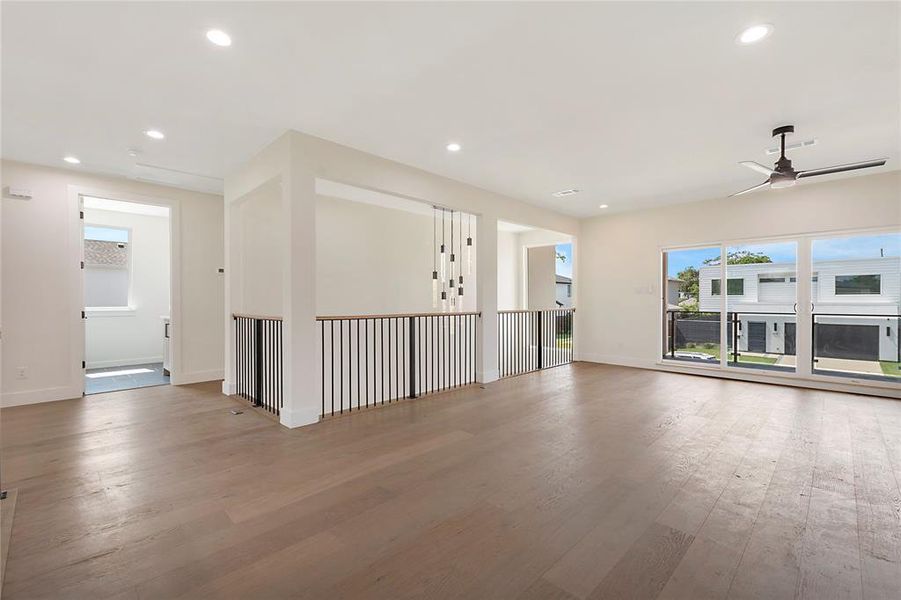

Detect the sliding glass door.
xmin=663 ymin=246 xmax=722 ymax=364
xmin=662 ymin=229 xmax=900 ymax=388
xmin=809 ymin=232 xmax=900 ymax=382
xmin=724 ymin=241 xmax=797 ymax=373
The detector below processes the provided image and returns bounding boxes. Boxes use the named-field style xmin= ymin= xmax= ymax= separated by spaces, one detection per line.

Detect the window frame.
xmin=834 ymin=274 xmax=881 ymax=296
xmin=710 ymin=277 xmax=745 ymax=296
xmin=83 ymin=223 xmax=134 ymax=309
xmin=659 ymin=226 xmax=901 ymax=395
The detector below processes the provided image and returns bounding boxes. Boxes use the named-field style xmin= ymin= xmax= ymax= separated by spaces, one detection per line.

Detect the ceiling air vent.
xmin=552 ymin=189 xmax=580 ymax=198
xmin=133 ymin=163 xmax=224 ymax=194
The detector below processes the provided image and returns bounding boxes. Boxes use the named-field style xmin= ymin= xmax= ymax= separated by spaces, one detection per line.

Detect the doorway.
xmin=747 ymin=322 xmax=767 ymax=352
xmin=81 ymin=195 xmax=172 ymax=394
xmin=784 ymin=322 xmax=796 ymax=355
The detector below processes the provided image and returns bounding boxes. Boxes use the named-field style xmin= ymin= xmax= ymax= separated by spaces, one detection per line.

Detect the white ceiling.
xmin=2 ymin=2 xmax=898 ymax=217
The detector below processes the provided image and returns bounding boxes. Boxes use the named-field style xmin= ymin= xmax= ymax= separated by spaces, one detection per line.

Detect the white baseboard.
xmin=578 ymin=354 xmax=901 ymax=399
xmin=221 ymin=381 xmax=236 ymax=395
xmin=172 ymin=369 xmax=224 ymax=386
xmin=280 ymin=405 xmax=321 ymax=429
xmin=577 ymin=353 xmax=655 ymax=370
xmin=2 ymin=384 xmax=82 ymax=408
xmin=85 ymin=356 xmax=164 ymax=369
xmin=476 ymin=369 xmax=500 ymax=384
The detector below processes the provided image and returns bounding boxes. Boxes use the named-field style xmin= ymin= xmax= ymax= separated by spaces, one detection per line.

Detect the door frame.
xmin=70 ymin=185 xmax=181 ymax=394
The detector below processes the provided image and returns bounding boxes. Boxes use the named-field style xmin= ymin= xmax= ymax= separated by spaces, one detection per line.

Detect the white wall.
xmin=232 ymin=177 xmax=284 ymax=318
xmin=527 ymin=245 xmax=556 ymax=309
xmin=316 ymin=194 xmax=477 ymax=316
xmin=577 ymin=170 xmax=901 ymax=382
xmin=84 ymin=208 xmax=170 ymax=368
xmin=1 ymin=160 xmax=225 ymax=406
xmin=497 ymin=230 xmax=521 ymax=310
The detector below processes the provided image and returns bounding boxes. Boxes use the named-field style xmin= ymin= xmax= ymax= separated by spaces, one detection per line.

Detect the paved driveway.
xmin=775 ymin=355 xmax=885 ymax=374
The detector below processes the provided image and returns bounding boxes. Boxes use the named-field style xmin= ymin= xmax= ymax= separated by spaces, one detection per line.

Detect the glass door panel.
xmin=662 ymin=246 xmax=722 ymax=364
xmin=810 ymin=232 xmax=901 ymax=382
xmin=721 ymin=242 xmax=798 ymax=372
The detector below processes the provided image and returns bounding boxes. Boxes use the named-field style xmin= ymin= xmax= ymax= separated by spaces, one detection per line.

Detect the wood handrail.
xmin=233 ymin=313 xmax=284 ymax=321
xmin=316 ymin=311 xmax=481 ymax=321
xmin=497 ymin=308 xmax=576 ymax=314
xmin=235 ymin=309 xmax=574 ymax=321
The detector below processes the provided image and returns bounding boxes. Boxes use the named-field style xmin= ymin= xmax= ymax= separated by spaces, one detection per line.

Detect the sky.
xmin=556 ymin=243 xmax=573 ymax=278
xmin=666 ymin=233 xmax=900 ymax=278
xmin=84 ymin=225 xmax=128 ymax=243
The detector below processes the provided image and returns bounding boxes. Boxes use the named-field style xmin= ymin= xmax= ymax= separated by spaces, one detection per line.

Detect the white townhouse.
xmin=555 ymin=274 xmax=573 ymax=308
xmin=699 ymin=257 xmax=900 ymax=361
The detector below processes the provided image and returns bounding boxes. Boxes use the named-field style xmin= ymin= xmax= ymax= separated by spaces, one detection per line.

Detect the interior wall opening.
xmin=82 ymin=196 xmax=172 ymax=394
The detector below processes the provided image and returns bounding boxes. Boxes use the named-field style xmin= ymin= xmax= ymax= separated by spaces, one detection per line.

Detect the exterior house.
xmin=698 ymin=257 xmax=900 ymax=361
xmin=555 ymin=274 xmax=572 ymax=308
xmin=666 ymin=277 xmax=682 ymax=309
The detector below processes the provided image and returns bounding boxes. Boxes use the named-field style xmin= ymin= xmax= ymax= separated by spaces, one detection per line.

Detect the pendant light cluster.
xmin=432 ymin=207 xmax=473 ymax=312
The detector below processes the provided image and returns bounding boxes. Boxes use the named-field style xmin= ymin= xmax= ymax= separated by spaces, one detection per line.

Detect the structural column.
xmin=476 ymin=213 xmax=499 ymax=383
xmin=281 ymin=132 xmax=321 ymax=427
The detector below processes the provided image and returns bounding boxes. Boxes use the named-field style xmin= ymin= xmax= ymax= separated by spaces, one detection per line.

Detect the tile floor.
xmin=84 ymin=362 xmax=169 ymax=395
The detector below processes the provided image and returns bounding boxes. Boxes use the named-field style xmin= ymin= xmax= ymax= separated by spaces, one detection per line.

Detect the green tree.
xmin=703 ymin=250 xmax=772 ymax=266
xmin=556 ymin=252 xmax=566 ymax=263
xmin=676 ymin=266 xmax=699 ymax=301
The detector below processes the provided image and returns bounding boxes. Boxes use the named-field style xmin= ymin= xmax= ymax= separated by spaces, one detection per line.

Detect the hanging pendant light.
xmin=439 ymin=208 xmax=446 ymax=283
xmin=466 ymin=213 xmax=473 ymax=275
xmin=449 ymin=210 xmax=456 ymax=292
xmin=432 ymin=208 xmax=439 ymax=308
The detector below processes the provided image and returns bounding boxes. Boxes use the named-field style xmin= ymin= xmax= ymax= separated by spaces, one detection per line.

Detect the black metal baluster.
xmin=364 ymin=319 xmax=368 ymax=407
xmin=393 ymin=317 xmax=397 ymax=401
xmin=278 ymin=320 xmax=283 ymax=413
xmin=457 ymin=314 xmax=461 ymax=387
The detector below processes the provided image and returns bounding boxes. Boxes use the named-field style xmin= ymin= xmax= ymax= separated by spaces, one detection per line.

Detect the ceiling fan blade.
xmin=797 ymin=158 xmax=887 ymax=179
xmin=739 ymin=161 xmax=775 ymax=176
xmin=729 ymin=181 xmax=770 ymax=197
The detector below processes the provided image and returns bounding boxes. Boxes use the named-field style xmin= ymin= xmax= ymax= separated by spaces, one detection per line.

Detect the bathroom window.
xmin=84 ymin=225 xmax=131 ymax=307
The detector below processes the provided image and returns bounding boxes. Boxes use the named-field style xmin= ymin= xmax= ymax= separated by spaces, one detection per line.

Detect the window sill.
xmin=85 ymin=306 xmax=136 ymax=318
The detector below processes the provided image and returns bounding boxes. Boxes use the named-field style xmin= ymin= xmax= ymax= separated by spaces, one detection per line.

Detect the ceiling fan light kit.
xmin=730 ymin=125 xmax=887 ymax=197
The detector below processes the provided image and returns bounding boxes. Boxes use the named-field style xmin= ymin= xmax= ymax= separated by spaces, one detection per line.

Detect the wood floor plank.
xmin=1 ymin=364 xmax=899 ymax=599
xmin=587 ymin=522 xmax=694 ymax=600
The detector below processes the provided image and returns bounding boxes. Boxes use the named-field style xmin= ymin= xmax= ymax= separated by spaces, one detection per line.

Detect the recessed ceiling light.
xmin=63 ymin=156 xmax=81 ymax=164
xmin=446 ymin=142 xmax=462 ymax=152
xmin=599 ymin=204 xmax=609 ymax=209
xmin=206 ymin=29 xmax=232 ymax=47
xmin=552 ymin=189 xmax=580 ymax=198
xmin=736 ymin=24 xmax=773 ymax=45
xmin=144 ymin=129 xmax=165 ymax=140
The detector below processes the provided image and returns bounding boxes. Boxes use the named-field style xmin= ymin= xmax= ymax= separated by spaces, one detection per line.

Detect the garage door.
xmin=815 ymin=324 xmax=879 ymax=361
xmin=747 ymin=322 xmax=767 ymax=353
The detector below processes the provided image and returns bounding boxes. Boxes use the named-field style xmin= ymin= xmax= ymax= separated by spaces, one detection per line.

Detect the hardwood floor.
xmin=2 ymin=362 xmax=900 ymax=599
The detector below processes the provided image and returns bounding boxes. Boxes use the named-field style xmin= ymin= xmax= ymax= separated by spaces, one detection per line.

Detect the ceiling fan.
xmin=730 ymin=125 xmax=887 ymax=197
